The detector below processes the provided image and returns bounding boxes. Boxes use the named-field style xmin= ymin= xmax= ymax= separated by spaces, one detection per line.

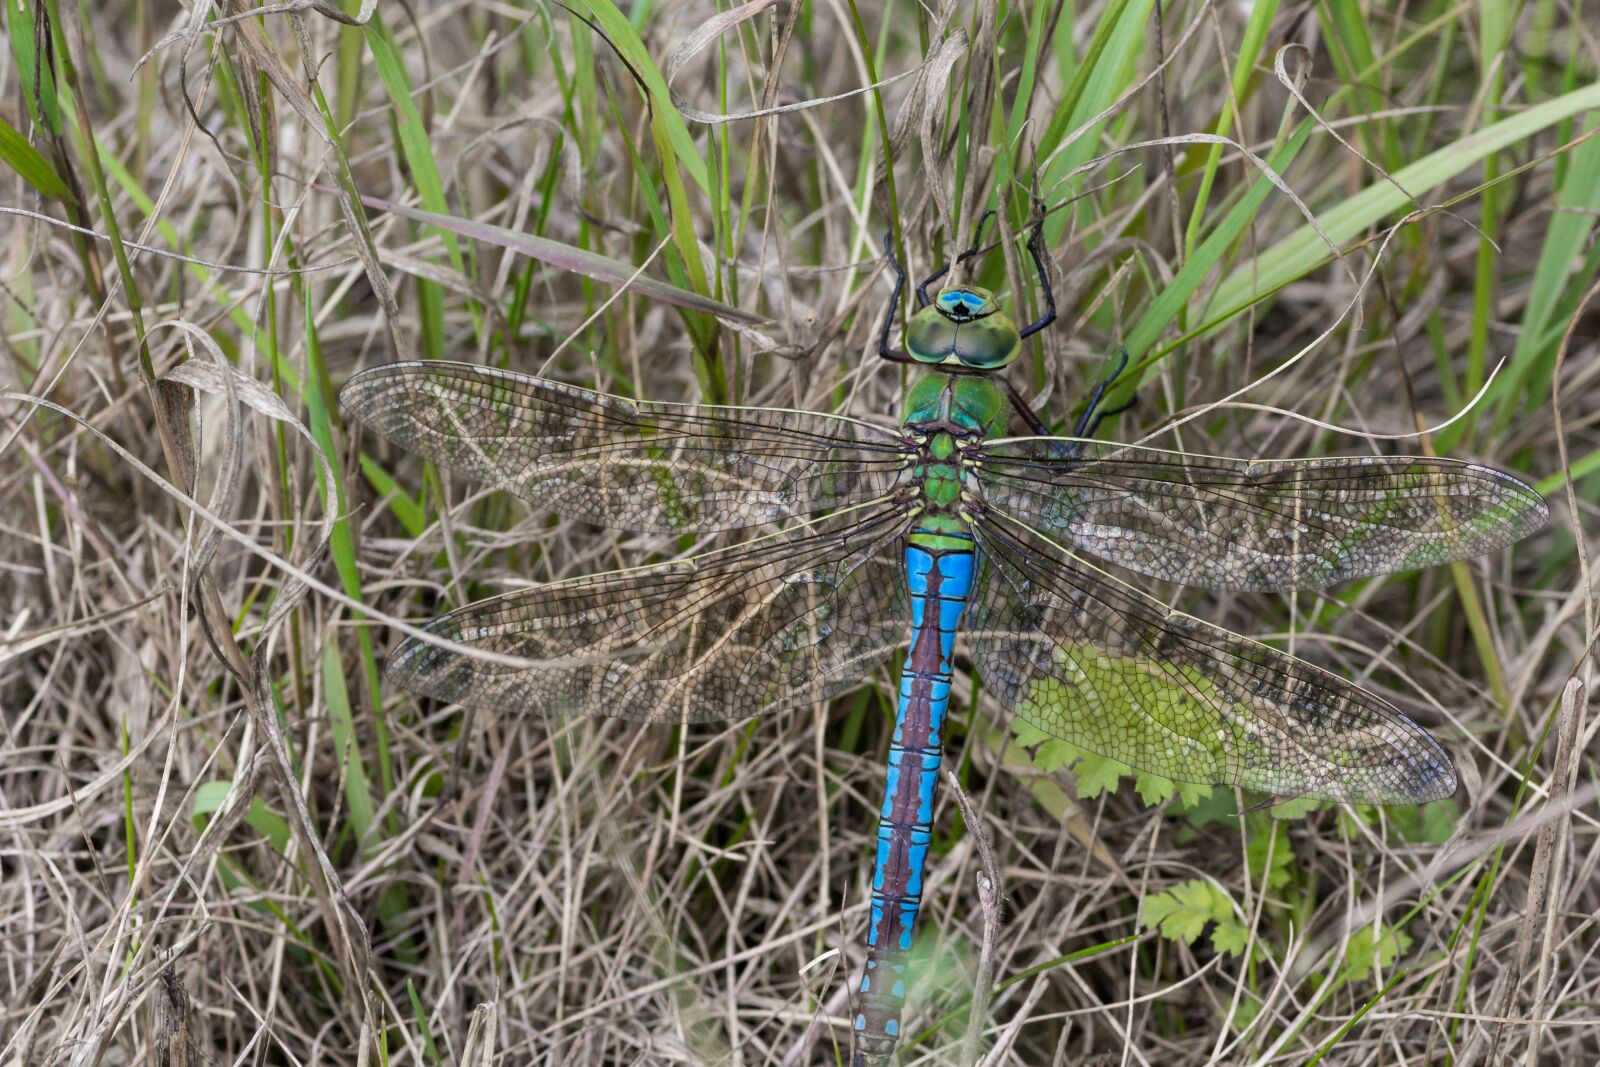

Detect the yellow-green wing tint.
xmin=341 ymin=361 xmax=911 ymax=534
xmin=386 ymin=505 xmax=913 ymax=722
xmin=978 ymin=440 xmax=1547 ymax=591
xmin=968 ymin=513 xmax=1456 ymax=804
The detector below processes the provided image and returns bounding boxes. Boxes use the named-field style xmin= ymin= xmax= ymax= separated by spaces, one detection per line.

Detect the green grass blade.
xmin=1486 ymin=112 xmax=1600 ymax=427
xmin=322 ymin=642 xmax=377 ymax=851
xmin=0 ymin=115 xmax=72 ymax=200
xmin=1037 ymin=0 xmax=1153 ymax=234
xmin=1205 ymin=83 xmax=1600 ymax=323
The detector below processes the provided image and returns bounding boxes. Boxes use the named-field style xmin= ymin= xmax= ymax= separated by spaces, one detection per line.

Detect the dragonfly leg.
xmin=913 ymin=262 xmax=947 ymax=307
xmin=915 ymin=210 xmax=995 ymax=304
xmin=879 ymin=230 xmax=911 ymax=361
xmin=1084 ymin=391 xmax=1137 ymax=437
xmin=1016 ymin=212 xmax=1057 ymax=340
xmin=1002 ymin=378 xmax=1051 ymax=436
xmin=1071 ymin=347 xmax=1133 ymax=438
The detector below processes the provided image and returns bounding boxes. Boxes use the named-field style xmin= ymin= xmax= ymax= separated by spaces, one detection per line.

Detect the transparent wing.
xmin=386 ymin=504 xmax=914 ymax=722
xmin=341 ymin=361 xmax=911 ymax=533
xmin=977 ymin=439 xmax=1547 ymax=591
xmin=967 ymin=512 xmax=1456 ymax=804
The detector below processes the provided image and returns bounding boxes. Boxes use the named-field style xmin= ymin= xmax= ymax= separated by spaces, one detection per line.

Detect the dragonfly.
xmin=340 ymin=213 xmax=1547 ymax=1066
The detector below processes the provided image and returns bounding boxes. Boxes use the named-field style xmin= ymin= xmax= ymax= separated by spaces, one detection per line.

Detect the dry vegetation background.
xmin=3 ymin=0 xmax=1600 ymax=1064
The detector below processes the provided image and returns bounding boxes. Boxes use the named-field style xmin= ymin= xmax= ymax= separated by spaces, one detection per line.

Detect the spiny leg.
xmin=1006 ymin=347 xmax=1133 ymax=447
xmin=1071 ymin=347 xmax=1133 ymax=439
xmin=878 ymin=230 xmax=912 ymax=363
xmin=1016 ymin=213 xmax=1057 ymax=340
xmin=1003 ymin=208 xmax=1059 ymax=435
xmin=915 ymin=210 xmax=997 ymax=305
xmin=1002 ymin=379 xmax=1051 ymax=436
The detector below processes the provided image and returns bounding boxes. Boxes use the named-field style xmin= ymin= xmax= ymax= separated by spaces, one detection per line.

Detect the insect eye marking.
xmin=936 ymin=287 xmax=993 ymax=322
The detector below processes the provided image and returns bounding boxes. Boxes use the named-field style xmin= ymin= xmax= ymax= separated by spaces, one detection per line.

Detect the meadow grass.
xmin=2 ymin=0 xmax=1597 ymax=1064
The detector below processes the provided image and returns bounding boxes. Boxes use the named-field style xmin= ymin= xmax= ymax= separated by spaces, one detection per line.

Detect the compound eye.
xmin=905 ymin=308 xmax=959 ymax=363
xmin=955 ymin=317 xmax=1020 ymax=369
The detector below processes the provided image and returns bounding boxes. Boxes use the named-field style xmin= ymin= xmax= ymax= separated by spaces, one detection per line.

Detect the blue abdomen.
xmin=852 ymin=533 xmax=974 ymax=1060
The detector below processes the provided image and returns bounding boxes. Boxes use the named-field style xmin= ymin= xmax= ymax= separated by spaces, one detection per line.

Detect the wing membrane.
xmin=341 ymin=361 xmax=911 ymax=533
xmin=978 ymin=439 xmax=1547 ymax=591
xmin=387 ymin=504 xmax=914 ymax=722
xmin=968 ymin=512 xmax=1456 ymax=804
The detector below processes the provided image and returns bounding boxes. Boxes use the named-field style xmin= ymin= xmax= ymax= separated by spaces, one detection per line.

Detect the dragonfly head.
xmin=933 ymin=285 xmax=999 ymax=323
xmin=906 ymin=286 xmax=1022 ymax=371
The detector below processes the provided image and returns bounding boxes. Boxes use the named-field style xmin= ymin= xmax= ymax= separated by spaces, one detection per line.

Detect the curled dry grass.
xmin=2 ymin=0 xmax=1598 ymax=1064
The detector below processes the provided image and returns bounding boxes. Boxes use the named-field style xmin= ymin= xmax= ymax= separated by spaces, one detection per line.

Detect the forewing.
xmin=978 ymin=439 xmax=1547 ymax=591
xmin=387 ymin=505 xmax=914 ymax=723
xmin=967 ymin=512 xmax=1457 ymax=804
xmin=341 ymin=361 xmax=910 ymax=533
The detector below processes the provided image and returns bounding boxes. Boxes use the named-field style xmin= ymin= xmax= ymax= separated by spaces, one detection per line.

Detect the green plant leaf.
xmin=0 ymin=116 xmax=70 ymax=200
xmin=1205 ymin=83 xmax=1600 ymax=324
xmin=6 ymin=3 xmax=60 ymax=132
xmin=324 ymin=641 xmax=377 ymax=851
xmin=1376 ymin=798 xmax=1460 ymax=844
xmin=1073 ymin=753 xmax=1128 ymax=798
xmin=1010 ymin=711 xmax=1203 ymax=806
xmin=1268 ymin=795 xmax=1322 ymax=821
xmin=1141 ymin=878 xmax=1246 ymax=956
xmin=1034 ymin=738 xmax=1083 ymax=775
xmin=192 ymin=781 xmax=291 ymax=853
xmin=1010 ymin=718 xmax=1055 ymax=749
xmin=358 ymin=453 xmax=426 ymax=538
xmin=1038 ymin=0 xmax=1155 ymax=234
xmin=1133 ymin=770 xmax=1177 ymax=806
xmin=561 ymin=0 xmax=708 ymax=193
xmin=1125 ymin=120 xmax=1314 ymax=365
xmin=1175 ymin=787 xmax=1238 ymax=828
xmin=1339 ymin=923 xmax=1412 ymax=984
xmin=1245 ymin=815 xmax=1294 ymax=890
xmin=1209 ymin=915 xmax=1250 ymax=957
xmin=1488 ymin=110 xmax=1600 ymax=421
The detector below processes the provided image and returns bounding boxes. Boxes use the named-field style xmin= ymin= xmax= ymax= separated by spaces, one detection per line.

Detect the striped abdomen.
xmin=852 ymin=532 xmax=974 ymax=1064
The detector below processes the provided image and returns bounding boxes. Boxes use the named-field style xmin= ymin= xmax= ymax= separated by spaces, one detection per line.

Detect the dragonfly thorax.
xmin=903 ymin=374 xmax=1010 ymax=438
xmin=902 ymin=425 xmax=987 ymax=543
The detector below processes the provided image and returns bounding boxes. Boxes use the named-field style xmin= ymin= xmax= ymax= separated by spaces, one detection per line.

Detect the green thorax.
xmin=902 ymin=375 xmax=1009 ymax=547
xmin=903 ymin=374 xmax=1010 ymax=438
